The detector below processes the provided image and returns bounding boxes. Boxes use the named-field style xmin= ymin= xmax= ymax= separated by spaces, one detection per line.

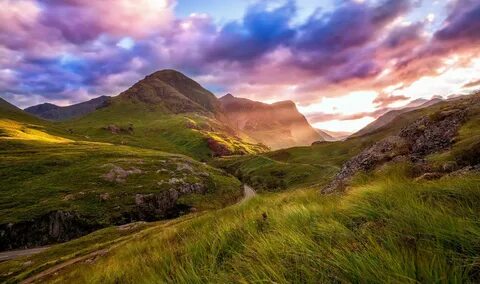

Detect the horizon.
xmin=1 ymin=0 xmax=480 ymax=132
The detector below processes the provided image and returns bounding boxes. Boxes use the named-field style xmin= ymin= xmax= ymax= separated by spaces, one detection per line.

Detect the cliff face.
xmin=219 ymin=94 xmax=322 ymax=149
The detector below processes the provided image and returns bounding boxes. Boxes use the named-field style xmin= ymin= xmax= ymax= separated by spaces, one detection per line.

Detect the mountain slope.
xmin=61 ymin=71 xmax=267 ymax=160
xmin=118 ymin=69 xmax=222 ymax=114
xmin=317 ymin=129 xmax=351 ymax=141
xmin=219 ymin=94 xmax=322 ymax=149
xmin=352 ymin=97 xmax=443 ymax=137
xmin=0 ymin=97 xmax=40 ymax=123
xmin=25 ymin=96 xmax=110 ymax=121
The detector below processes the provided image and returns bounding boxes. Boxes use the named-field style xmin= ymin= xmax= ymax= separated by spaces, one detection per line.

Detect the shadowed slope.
xmin=219 ymin=94 xmax=322 ymax=149
xmin=25 ymin=96 xmax=111 ymax=121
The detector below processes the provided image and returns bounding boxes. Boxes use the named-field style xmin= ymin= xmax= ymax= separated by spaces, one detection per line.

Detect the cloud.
xmin=1 ymin=0 xmax=480 ymax=132
xmin=434 ymin=0 xmax=480 ymax=42
xmin=204 ymin=1 xmax=296 ymax=62
xmin=463 ymin=79 xmax=480 ymax=89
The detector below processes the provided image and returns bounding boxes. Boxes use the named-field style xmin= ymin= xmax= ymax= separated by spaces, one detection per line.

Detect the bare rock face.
xmin=323 ymin=108 xmax=468 ymax=193
xmin=207 ymin=138 xmax=232 ymax=157
xmin=133 ymin=181 xmax=205 ymax=221
xmin=0 ymin=211 xmax=100 ymax=251
xmin=134 ymin=190 xmax=179 ymax=221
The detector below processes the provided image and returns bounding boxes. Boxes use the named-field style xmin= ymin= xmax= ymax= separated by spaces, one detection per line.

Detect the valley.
xmin=0 ymin=71 xmax=479 ymax=283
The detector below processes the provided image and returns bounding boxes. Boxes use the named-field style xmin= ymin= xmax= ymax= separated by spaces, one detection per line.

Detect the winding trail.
xmin=12 ymin=184 xmax=257 ymax=283
xmin=241 ymin=184 xmax=256 ymax=203
xmin=0 ymin=247 xmax=50 ymax=262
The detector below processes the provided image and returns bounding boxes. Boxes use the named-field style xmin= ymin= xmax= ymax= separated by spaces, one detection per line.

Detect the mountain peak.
xmin=221 ymin=93 xmax=235 ymax=100
xmin=118 ymin=69 xmax=221 ymax=114
xmin=147 ymin=69 xmax=188 ymax=80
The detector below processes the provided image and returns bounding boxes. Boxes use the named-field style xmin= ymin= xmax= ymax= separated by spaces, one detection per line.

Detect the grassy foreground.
xmin=30 ymin=166 xmax=480 ymax=283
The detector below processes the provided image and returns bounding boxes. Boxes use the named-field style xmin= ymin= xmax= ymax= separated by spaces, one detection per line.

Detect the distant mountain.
xmin=317 ymin=129 xmax=351 ymax=141
xmin=219 ymin=94 xmax=323 ymax=149
xmin=315 ymin=129 xmax=335 ymax=141
xmin=25 ymin=96 xmax=110 ymax=121
xmin=352 ymin=97 xmax=443 ymax=137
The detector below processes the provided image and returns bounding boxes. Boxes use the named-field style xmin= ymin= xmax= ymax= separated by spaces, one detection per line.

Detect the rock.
xmin=0 ymin=211 xmax=101 ymax=251
xmin=415 ymin=172 xmax=443 ymax=181
xmin=207 ymin=138 xmax=232 ymax=157
xmin=323 ymin=107 xmax=468 ymax=193
xmin=102 ymin=124 xmax=134 ymax=135
xmin=117 ymin=222 xmax=146 ymax=231
xmin=442 ymin=161 xmax=458 ymax=172
xmin=99 ymin=193 xmax=110 ymax=201
xmin=102 ymin=166 xmax=142 ymax=183
xmin=103 ymin=124 xmax=121 ymax=134
xmin=134 ymin=190 xmax=179 ymax=221
xmin=176 ymin=162 xmax=193 ymax=172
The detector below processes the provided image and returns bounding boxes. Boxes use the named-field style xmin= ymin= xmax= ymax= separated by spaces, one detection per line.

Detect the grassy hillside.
xmin=0 ymin=100 xmax=246 ymax=250
xmin=62 ymin=99 xmax=266 ymax=161
xmin=215 ymin=93 xmax=480 ymax=191
xmin=5 ymin=165 xmax=479 ymax=283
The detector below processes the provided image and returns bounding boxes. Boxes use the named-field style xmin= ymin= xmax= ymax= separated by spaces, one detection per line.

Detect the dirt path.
xmin=21 ymin=248 xmax=110 ymax=284
xmin=19 ymin=185 xmax=257 ymax=283
xmin=241 ymin=184 xmax=256 ymax=203
xmin=0 ymin=246 xmax=50 ymax=262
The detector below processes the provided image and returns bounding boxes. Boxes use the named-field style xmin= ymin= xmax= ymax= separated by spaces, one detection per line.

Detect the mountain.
xmin=318 ymin=129 xmax=351 ymax=141
xmin=0 ymin=97 xmax=39 ymax=122
xmin=25 ymin=96 xmax=110 ymax=121
xmin=315 ymin=129 xmax=335 ymax=141
xmin=62 ymin=70 xmax=267 ymax=160
xmin=352 ymin=97 xmax=443 ymax=137
xmin=117 ymin=69 xmax=222 ymax=114
xmin=219 ymin=94 xmax=322 ymax=149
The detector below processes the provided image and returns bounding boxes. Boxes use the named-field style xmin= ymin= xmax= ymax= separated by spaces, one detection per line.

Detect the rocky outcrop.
xmin=207 ymin=138 xmax=233 ymax=157
xmin=126 ymin=181 xmax=205 ymax=222
xmin=323 ymin=108 xmax=468 ymax=193
xmin=102 ymin=166 xmax=142 ymax=183
xmin=102 ymin=124 xmax=134 ymax=134
xmin=0 ymin=211 xmax=101 ymax=251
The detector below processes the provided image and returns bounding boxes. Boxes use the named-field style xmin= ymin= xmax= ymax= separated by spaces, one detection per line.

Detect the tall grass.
xmin=48 ymin=169 xmax=480 ymax=283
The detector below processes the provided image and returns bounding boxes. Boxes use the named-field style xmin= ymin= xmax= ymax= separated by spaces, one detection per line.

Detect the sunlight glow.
xmin=313 ymin=116 xmax=375 ymax=133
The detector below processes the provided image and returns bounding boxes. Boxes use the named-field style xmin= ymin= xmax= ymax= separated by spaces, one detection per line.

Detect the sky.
xmin=1 ymin=0 xmax=480 ymax=132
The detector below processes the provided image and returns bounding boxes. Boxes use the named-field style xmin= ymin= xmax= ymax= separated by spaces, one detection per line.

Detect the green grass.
xmin=21 ymin=165 xmax=480 ymax=283
xmin=0 ymin=112 xmax=243 ymax=227
xmin=213 ymin=134 xmax=380 ymax=191
xmin=62 ymin=100 xmax=266 ymax=161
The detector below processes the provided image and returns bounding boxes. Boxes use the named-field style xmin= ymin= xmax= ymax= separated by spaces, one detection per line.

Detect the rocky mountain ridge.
xmin=219 ymin=94 xmax=323 ymax=149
